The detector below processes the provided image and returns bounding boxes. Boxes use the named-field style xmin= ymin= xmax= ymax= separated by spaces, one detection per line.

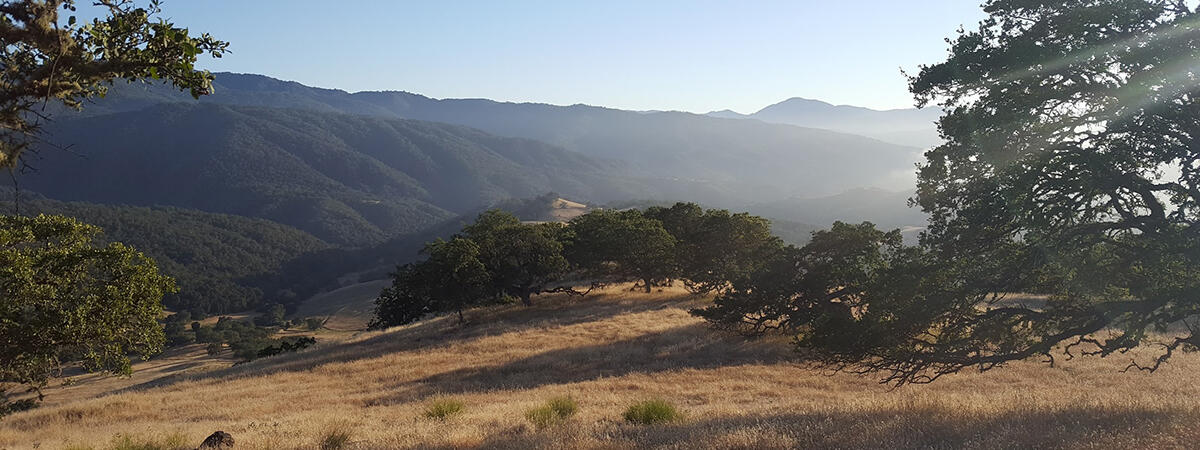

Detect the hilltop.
xmin=3 ymin=286 xmax=1199 ymax=449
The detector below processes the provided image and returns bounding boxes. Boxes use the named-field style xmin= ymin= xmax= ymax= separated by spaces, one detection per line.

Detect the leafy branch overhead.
xmin=0 ymin=0 xmax=228 ymax=169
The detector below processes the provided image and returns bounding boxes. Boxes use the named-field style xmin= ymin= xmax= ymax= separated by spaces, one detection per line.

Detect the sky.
xmin=140 ymin=1 xmax=986 ymax=113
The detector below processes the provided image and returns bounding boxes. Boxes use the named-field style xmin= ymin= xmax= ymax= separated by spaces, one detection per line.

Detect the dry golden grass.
xmin=4 ymin=284 xmax=1200 ymax=449
xmin=291 ymin=279 xmax=391 ymax=331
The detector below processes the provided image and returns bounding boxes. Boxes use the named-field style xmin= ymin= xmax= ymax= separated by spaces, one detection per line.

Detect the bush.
xmin=423 ymin=398 xmax=465 ymax=420
xmin=0 ymin=398 xmax=36 ymax=418
xmin=305 ymin=317 xmax=325 ymax=331
xmin=318 ymin=421 xmax=353 ymax=450
xmin=525 ymin=396 xmax=578 ymax=428
xmin=255 ymin=336 xmax=317 ymax=359
xmin=205 ymin=342 xmax=224 ymax=356
xmin=623 ymin=399 xmax=683 ymax=425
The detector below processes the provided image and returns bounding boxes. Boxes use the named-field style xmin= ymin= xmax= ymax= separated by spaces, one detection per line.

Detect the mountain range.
xmin=65 ymin=73 xmax=926 ymax=201
xmin=6 ymin=73 xmax=933 ymax=313
xmin=708 ymin=98 xmax=942 ymax=149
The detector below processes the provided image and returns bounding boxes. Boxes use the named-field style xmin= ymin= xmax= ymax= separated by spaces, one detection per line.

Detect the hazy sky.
xmin=148 ymin=1 xmax=986 ymax=113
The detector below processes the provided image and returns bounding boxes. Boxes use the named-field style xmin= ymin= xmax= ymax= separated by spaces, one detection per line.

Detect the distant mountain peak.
xmin=701 ymin=96 xmax=944 ymax=148
xmin=705 ymin=109 xmax=750 ymax=119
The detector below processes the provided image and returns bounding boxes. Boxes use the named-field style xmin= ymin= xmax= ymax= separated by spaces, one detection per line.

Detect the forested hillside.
xmin=76 ymin=74 xmax=921 ymax=200
xmin=15 ymin=103 xmax=664 ymax=245
xmin=5 ymin=189 xmax=328 ymax=313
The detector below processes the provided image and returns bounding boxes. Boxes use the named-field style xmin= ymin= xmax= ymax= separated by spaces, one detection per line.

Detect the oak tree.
xmin=0 ymin=214 xmax=175 ymax=408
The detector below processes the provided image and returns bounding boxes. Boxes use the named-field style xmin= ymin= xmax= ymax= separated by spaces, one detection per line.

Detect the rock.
xmin=198 ymin=431 xmax=234 ymax=449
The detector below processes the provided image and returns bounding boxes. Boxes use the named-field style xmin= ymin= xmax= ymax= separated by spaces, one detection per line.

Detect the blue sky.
xmin=147 ymin=1 xmax=985 ymax=113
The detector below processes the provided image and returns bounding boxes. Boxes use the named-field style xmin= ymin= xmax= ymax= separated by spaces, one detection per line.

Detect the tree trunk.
xmin=643 ymin=278 xmax=653 ymax=293
xmin=457 ymin=309 xmax=464 ymax=324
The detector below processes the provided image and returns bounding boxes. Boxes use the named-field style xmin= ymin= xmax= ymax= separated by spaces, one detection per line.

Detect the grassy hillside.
xmin=291 ymin=279 xmax=390 ymax=331
xmin=4 ymin=286 xmax=1199 ymax=449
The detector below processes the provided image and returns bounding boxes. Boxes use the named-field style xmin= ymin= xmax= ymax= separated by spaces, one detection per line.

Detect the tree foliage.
xmin=645 ymin=202 xmax=783 ymax=294
xmin=694 ymin=222 xmax=905 ymax=337
xmin=565 ymin=209 xmax=676 ymax=292
xmin=371 ymin=237 xmax=492 ymax=327
xmin=0 ymin=214 xmax=175 ymax=404
xmin=696 ymin=0 xmax=1200 ymax=385
xmin=0 ymin=0 xmax=227 ymax=168
xmin=463 ymin=210 xmax=569 ymax=306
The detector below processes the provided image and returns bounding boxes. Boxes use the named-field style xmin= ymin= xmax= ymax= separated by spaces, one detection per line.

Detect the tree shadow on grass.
xmin=366 ymin=321 xmax=794 ymax=405
xmin=117 ymin=289 xmax=698 ymax=394
xmin=442 ymin=406 xmax=1185 ymax=449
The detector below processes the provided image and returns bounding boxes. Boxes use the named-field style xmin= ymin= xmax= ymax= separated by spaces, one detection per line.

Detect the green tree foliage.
xmin=694 ymin=222 xmax=908 ymax=336
xmin=566 ymin=209 xmax=676 ymax=292
xmin=463 ymin=210 xmax=569 ymax=306
xmin=697 ymin=1 xmax=1200 ymax=385
xmin=0 ymin=214 xmax=175 ymax=404
xmin=183 ymin=316 xmax=312 ymax=361
xmin=645 ymin=203 xmax=783 ymax=294
xmin=254 ymin=303 xmax=288 ymax=327
xmin=0 ymin=0 xmax=227 ymax=168
xmin=371 ymin=237 xmax=492 ymax=327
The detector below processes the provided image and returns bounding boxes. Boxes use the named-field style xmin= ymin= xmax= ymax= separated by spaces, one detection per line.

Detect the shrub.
xmin=525 ymin=396 xmax=579 ymax=428
xmin=423 ymin=398 xmax=465 ymax=420
xmin=205 ymin=342 xmax=223 ymax=356
xmin=622 ymin=399 xmax=683 ymax=425
xmin=0 ymin=398 xmax=36 ymax=418
xmin=255 ymin=336 xmax=317 ymax=359
xmin=305 ymin=317 xmax=325 ymax=331
xmin=318 ymin=421 xmax=353 ymax=450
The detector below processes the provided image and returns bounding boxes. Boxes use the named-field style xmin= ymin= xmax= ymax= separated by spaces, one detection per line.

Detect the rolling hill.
xmin=5 ymin=286 xmax=1199 ymax=449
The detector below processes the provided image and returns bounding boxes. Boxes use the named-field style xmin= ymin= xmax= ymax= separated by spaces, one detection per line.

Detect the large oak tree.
xmin=696 ymin=0 xmax=1200 ymax=385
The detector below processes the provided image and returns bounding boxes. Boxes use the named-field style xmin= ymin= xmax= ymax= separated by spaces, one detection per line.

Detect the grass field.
xmin=291 ymin=279 xmax=391 ymax=331
xmin=4 ymin=285 xmax=1200 ymax=449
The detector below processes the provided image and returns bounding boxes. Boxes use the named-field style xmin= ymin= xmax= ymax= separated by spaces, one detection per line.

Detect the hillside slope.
xmin=5 ymin=188 xmax=330 ymax=313
xmin=83 ymin=74 xmax=923 ymax=200
xmin=16 ymin=103 xmax=661 ymax=245
xmin=5 ymin=286 xmax=1199 ymax=449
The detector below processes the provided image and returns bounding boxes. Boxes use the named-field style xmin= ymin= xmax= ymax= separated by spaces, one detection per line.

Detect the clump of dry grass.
xmin=317 ymin=421 xmax=354 ymax=450
xmin=4 ymin=284 xmax=1200 ymax=449
xmin=423 ymin=398 xmax=465 ymax=420
xmin=63 ymin=431 xmax=190 ymax=450
xmin=623 ymin=398 xmax=683 ymax=425
xmin=525 ymin=396 xmax=578 ymax=428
